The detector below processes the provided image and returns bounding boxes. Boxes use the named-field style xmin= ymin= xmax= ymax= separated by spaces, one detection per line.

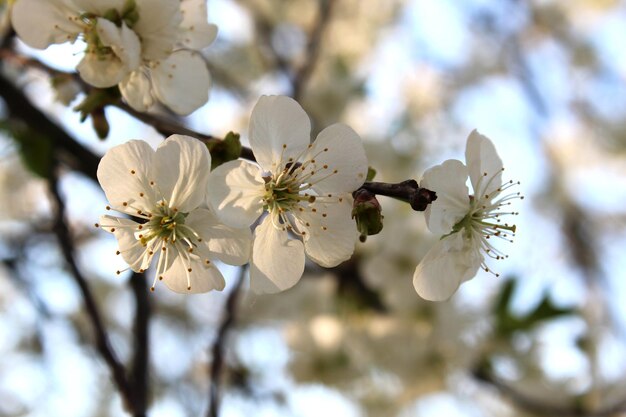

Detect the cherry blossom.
xmin=207 ymin=96 xmax=368 ymax=294
xmin=11 ymin=0 xmax=217 ymax=114
xmin=96 ymin=134 xmax=251 ymax=293
xmin=413 ymin=131 xmax=521 ymax=301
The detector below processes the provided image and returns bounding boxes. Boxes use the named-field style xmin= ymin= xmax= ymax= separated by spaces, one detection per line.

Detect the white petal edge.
xmin=249 ymin=95 xmax=311 ymax=173
xmin=119 ymin=70 xmax=154 ymax=112
xmin=161 ymin=249 xmax=226 ymax=293
xmin=413 ymin=232 xmax=482 ymax=301
xmin=99 ymin=215 xmax=150 ymax=272
xmin=153 ymin=134 xmax=210 ymax=213
xmin=151 ymin=51 xmax=211 ymax=115
xmin=133 ymin=0 xmax=181 ymax=60
xmin=11 ymin=0 xmax=81 ymax=49
xmin=306 ymin=123 xmax=368 ymax=194
xmin=300 ymin=196 xmax=358 ymax=268
xmin=185 ymin=208 xmax=252 ymax=266
xmin=97 ymin=139 xmax=157 ymax=213
xmin=421 ymin=159 xmax=470 ymax=236
xmin=179 ymin=0 xmax=218 ymax=49
xmin=206 ymin=160 xmax=265 ymax=229
xmin=249 ymin=214 xmax=305 ymax=294
xmin=465 ymin=130 xmax=503 ymax=197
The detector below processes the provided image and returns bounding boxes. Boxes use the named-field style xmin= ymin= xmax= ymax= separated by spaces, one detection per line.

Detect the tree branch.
xmin=473 ymin=366 xmax=626 ymax=417
xmin=48 ymin=166 xmax=137 ymax=414
xmin=207 ymin=267 xmax=247 ymax=417
xmin=2 ymin=53 xmax=437 ymax=211
xmin=0 ymin=72 xmax=100 ymax=181
xmin=128 ymin=271 xmax=151 ymax=417
xmin=360 ymin=180 xmax=437 ymax=211
xmin=113 ymin=102 xmax=256 ymax=162
xmin=292 ymin=0 xmax=336 ymax=101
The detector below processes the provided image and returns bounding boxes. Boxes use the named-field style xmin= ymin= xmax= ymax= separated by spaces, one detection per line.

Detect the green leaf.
xmin=493 ymin=277 xmax=576 ymax=337
xmin=366 ymin=167 xmax=376 ymax=181
xmin=1 ymin=121 xmax=54 ymax=179
xmin=207 ymin=131 xmax=242 ymax=170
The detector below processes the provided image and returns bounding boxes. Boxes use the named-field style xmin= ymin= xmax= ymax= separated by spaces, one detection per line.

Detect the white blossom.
xmin=96 ymin=134 xmax=251 ymax=293
xmin=11 ymin=0 xmax=217 ymax=114
xmin=207 ymin=96 xmax=368 ymax=294
xmin=413 ymin=130 xmax=521 ymax=301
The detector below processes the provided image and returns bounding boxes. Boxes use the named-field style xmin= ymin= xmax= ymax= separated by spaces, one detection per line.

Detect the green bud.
xmin=366 ymin=167 xmax=377 ymax=181
xmin=74 ymin=88 xmax=119 ymax=118
xmin=207 ymin=131 xmax=242 ymax=170
xmin=91 ymin=108 xmax=110 ymax=139
xmin=351 ymin=189 xmax=383 ymax=242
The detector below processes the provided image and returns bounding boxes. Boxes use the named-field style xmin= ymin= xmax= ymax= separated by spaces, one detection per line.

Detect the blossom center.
xmin=450 ymin=170 xmax=523 ymax=276
xmin=263 ymin=169 xmax=316 ymax=214
xmin=139 ymin=207 xmax=190 ymax=246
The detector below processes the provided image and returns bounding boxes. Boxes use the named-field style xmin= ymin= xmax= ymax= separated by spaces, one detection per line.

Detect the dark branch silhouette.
xmin=129 ymin=272 xmax=151 ymax=417
xmin=48 ymin=166 xmax=136 ymax=414
xmin=207 ymin=267 xmax=247 ymax=417
xmin=292 ymin=0 xmax=336 ymax=101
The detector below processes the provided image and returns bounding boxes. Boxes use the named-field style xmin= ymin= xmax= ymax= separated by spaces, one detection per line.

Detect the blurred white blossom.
xmin=11 ymin=0 xmax=217 ymax=114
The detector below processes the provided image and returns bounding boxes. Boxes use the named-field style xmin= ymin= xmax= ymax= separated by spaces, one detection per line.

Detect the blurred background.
xmin=1 ymin=0 xmax=626 ymax=416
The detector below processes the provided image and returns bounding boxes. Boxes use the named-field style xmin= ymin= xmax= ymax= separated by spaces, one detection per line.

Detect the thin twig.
xmin=0 ymin=72 xmax=100 ymax=181
xmin=2 ymin=53 xmax=438 ymax=211
xmin=113 ymin=102 xmax=256 ymax=161
xmin=207 ymin=267 xmax=247 ymax=417
xmin=128 ymin=271 xmax=151 ymax=417
xmin=292 ymin=0 xmax=336 ymax=101
xmin=48 ymin=166 xmax=136 ymax=413
xmin=360 ymin=180 xmax=437 ymax=211
xmin=473 ymin=366 xmax=626 ymax=417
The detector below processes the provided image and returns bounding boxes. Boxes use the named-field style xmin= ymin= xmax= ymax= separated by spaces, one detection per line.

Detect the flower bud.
xmin=351 ymin=189 xmax=383 ymax=242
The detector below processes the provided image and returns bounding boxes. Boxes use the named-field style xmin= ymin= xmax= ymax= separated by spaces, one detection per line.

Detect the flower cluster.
xmin=95 ymin=94 xmax=518 ymax=299
xmin=413 ymin=131 xmax=521 ymax=301
xmin=11 ymin=0 xmax=217 ymax=114
xmin=97 ymin=96 xmax=368 ymax=294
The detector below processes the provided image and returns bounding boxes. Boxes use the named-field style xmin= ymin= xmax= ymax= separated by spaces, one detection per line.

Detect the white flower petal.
xmin=179 ymin=0 xmax=218 ymax=49
xmin=412 ymin=232 xmax=482 ymax=301
xmin=97 ymin=19 xmax=141 ymax=71
xmin=72 ymin=0 xmax=126 ymax=15
xmin=186 ymin=208 xmax=252 ymax=266
xmin=421 ymin=159 xmax=470 ymax=235
xmin=300 ymin=196 xmax=358 ymax=267
xmin=119 ymin=70 xmax=154 ymax=112
xmin=99 ymin=215 xmax=150 ymax=271
xmin=249 ymin=95 xmax=311 ymax=173
xmin=11 ymin=0 xmax=81 ymax=49
xmin=97 ymin=140 xmax=156 ymax=213
xmin=161 ymin=248 xmax=225 ymax=293
xmin=465 ymin=130 xmax=503 ymax=197
xmin=77 ymin=52 xmax=128 ymax=88
xmin=306 ymin=123 xmax=368 ymax=194
xmin=77 ymin=19 xmax=139 ymax=88
xmin=250 ymin=214 xmax=305 ymax=294
xmin=151 ymin=51 xmax=211 ymax=115
xmin=153 ymin=135 xmax=210 ymax=213
xmin=206 ymin=160 xmax=265 ymax=229
xmin=133 ymin=0 xmax=182 ymax=60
